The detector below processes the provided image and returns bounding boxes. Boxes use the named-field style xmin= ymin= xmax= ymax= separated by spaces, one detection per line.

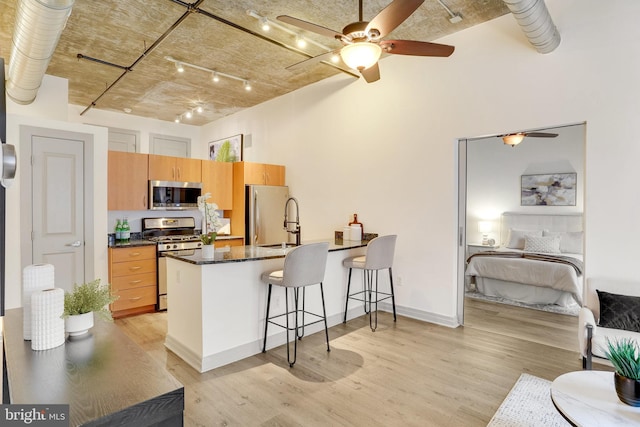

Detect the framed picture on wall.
xmin=208 ymin=134 xmax=243 ymax=162
xmin=521 ymin=173 xmax=577 ymax=206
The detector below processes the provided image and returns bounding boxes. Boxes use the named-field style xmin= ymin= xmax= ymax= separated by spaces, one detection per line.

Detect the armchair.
xmin=579 ymin=278 xmax=640 ymax=369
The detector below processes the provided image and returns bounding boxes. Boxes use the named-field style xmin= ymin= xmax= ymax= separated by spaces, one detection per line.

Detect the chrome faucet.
xmin=284 ymin=197 xmax=301 ymax=246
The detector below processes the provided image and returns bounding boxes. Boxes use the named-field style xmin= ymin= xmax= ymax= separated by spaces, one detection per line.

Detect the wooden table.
xmin=551 ymin=371 xmax=640 ymax=426
xmin=2 ymin=308 xmax=184 ymax=426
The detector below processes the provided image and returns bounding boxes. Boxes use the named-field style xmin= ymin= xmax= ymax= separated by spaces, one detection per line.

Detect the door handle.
xmin=66 ymin=240 xmax=82 ymax=247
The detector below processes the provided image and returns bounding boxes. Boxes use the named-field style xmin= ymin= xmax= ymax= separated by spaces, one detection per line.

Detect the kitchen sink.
xmin=259 ymin=243 xmax=299 ymax=248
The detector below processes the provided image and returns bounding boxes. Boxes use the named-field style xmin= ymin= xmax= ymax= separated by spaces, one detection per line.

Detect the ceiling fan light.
xmin=340 ymin=42 xmax=382 ymax=71
xmin=502 ymin=133 xmax=525 ymax=146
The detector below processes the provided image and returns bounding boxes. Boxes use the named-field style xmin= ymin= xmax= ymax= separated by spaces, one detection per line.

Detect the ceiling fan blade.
xmin=277 ymin=15 xmax=343 ymax=39
xmin=366 ymin=0 xmax=425 ymax=38
xmin=286 ymin=50 xmax=341 ymax=71
xmin=360 ymin=62 xmax=381 ymax=83
xmin=380 ymin=39 xmax=455 ymax=57
xmin=525 ymin=132 xmax=558 ymax=138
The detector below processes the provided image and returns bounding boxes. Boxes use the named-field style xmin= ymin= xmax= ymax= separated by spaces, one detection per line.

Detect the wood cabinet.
xmin=214 ymin=237 xmax=244 ymax=248
xmin=242 ymin=162 xmax=285 ymax=186
xmin=201 ymin=160 xmax=233 ymax=210
xmin=108 ymin=151 xmax=149 ymax=210
xmin=109 ymin=245 xmax=157 ymax=318
xmin=148 ymin=154 xmax=202 ymax=182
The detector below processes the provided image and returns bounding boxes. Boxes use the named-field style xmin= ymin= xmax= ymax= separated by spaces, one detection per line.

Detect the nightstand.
xmin=467 ymin=243 xmax=500 ymax=257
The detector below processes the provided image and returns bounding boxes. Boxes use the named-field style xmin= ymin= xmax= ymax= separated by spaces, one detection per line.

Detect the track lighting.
xmin=295 ymin=35 xmax=307 ymax=48
xmin=244 ymin=80 xmax=252 ymax=91
xmin=185 ymin=110 xmax=193 ymax=119
xmin=165 ymin=56 xmax=254 ymax=90
xmin=196 ymin=105 xmax=203 ymax=113
xmin=174 ymin=115 xmax=181 ymax=123
xmin=175 ymin=61 xmax=184 ymax=73
xmin=260 ymin=17 xmax=270 ymax=32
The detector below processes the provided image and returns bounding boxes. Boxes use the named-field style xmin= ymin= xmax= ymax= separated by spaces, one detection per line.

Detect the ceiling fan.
xmin=499 ymin=132 xmax=559 ymax=147
xmin=277 ymin=0 xmax=455 ymax=83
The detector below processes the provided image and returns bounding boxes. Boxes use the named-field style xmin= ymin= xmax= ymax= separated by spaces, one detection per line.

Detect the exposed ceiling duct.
xmin=502 ymin=0 xmax=560 ymax=54
xmin=6 ymin=0 xmax=74 ymax=105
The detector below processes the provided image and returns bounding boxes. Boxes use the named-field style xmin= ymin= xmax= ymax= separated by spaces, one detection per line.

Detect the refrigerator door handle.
xmin=253 ymin=191 xmax=259 ymax=245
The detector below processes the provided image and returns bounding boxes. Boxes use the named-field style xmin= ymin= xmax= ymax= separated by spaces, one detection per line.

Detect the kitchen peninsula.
xmin=164 ymin=238 xmax=372 ymax=372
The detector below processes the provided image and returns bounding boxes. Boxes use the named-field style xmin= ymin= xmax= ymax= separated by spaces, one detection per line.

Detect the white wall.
xmin=201 ymin=0 xmax=640 ymax=325
xmin=466 ymin=124 xmax=585 ymax=244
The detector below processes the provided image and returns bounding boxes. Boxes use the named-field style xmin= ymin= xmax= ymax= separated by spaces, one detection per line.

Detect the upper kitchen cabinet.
xmin=148 ymin=154 xmax=202 ymax=183
xmin=201 ymin=160 xmax=233 ymax=210
xmin=242 ymin=162 xmax=285 ymax=186
xmin=108 ymin=151 xmax=149 ymax=210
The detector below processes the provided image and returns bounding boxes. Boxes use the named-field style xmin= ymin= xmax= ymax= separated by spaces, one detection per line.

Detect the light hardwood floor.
xmin=115 ymin=299 xmax=594 ymax=427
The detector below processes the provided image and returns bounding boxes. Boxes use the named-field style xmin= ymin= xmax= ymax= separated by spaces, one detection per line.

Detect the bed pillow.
xmin=506 ymin=229 xmax=543 ymax=249
xmin=523 ymin=235 xmax=561 ymax=253
xmin=543 ymin=230 xmax=584 ymax=254
xmin=596 ymin=290 xmax=640 ymax=333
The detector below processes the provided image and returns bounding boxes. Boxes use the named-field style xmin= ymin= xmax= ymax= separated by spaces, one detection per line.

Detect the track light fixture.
xmin=165 ymin=56 xmax=254 ymax=90
xmin=244 ymin=80 xmax=252 ymax=91
xmin=260 ymin=17 xmax=270 ymax=31
xmin=246 ymin=10 xmax=332 ymax=51
xmin=196 ymin=105 xmax=203 ymax=113
xmin=174 ymin=103 xmax=206 ymax=123
xmin=295 ymin=35 xmax=307 ymax=48
xmin=175 ymin=61 xmax=184 ymax=73
xmin=174 ymin=115 xmax=181 ymax=123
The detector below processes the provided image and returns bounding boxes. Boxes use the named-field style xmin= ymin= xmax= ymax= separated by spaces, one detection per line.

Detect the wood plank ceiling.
xmin=0 ymin=0 xmax=510 ymax=125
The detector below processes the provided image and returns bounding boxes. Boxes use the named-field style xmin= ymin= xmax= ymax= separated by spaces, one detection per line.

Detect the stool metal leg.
xmin=389 ymin=267 xmax=397 ymax=322
xmin=319 ymin=282 xmax=330 ymax=352
xmin=262 ymin=284 xmax=273 ymax=353
xmin=285 ymin=287 xmax=298 ymax=367
xmin=370 ymin=270 xmax=379 ymax=332
xmin=298 ymin=287 xmax=305 ymax=340
xmin=343 ymin=268 xmax=352 ymax=323
xmin=364 ymin=270 xmax=371 ymax=314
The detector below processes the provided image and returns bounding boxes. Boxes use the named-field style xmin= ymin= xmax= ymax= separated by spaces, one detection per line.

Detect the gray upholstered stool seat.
xmin=261 ymin=242 xmax=330 ymax=367
xmin=343 ymin=235 xmax=397 ymax=331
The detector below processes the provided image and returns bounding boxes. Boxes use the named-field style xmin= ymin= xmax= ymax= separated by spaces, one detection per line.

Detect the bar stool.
xmin=261 ymin=242 xmax=330 ymax=367
xmin=343 ymin=235 xmax=397 ymax=331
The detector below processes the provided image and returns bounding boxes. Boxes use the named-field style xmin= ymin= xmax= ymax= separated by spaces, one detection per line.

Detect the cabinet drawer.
xmin=111 ymin=272 xmax=156 ymax=292
xmin=111 ymin=246 xmax=156 ymax=263
xmin=111 ymin=259 xmax=156 ymax=277
xmin=111 ymin=286 xmax=156 ymax=312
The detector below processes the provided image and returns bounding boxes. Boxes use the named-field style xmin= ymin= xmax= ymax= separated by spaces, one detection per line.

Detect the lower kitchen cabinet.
xmin=109 ymin=245 xmax=157 ymax=318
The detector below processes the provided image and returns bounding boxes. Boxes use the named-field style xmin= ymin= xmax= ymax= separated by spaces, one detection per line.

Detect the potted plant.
xmin=605 ymin=337 xmax=640 ymax=406
xmin=198 ymin=192 xmax=223 ymax=259
xmin=62 ymin=279 xmax=118 ymax=337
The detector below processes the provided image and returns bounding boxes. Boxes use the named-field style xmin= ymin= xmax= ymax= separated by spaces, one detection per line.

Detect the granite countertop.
xmin=166 ymin=238 xmax=371 ymax=265
xmin=108 ymin=235 xmax=243 ymax=248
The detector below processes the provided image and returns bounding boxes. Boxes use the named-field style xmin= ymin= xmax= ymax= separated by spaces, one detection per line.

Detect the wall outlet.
xmin=395 ymin=276 xmax=402 ymax=286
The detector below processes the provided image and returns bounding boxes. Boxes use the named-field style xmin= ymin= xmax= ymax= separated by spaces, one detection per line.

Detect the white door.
xmin=108 ymin=127 xmax=139 ymax=152
xmin=32 ymin=135 xmax=85 ymax=292
xmin=149 ymin=133 xmax=190 ymax=157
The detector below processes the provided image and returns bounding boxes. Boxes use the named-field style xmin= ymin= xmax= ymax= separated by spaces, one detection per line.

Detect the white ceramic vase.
xmin=65 ymin=311 xmax=94 ymax=337
xmin=201 ymin=244 xmax=214 ymax=259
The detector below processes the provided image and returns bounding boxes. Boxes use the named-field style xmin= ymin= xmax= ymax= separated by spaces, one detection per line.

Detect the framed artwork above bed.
xmin=521 ymin=173 xmax=577 ymax=206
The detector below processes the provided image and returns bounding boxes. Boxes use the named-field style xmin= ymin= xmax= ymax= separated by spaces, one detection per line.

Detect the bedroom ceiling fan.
xmin=277 ymin=0 xmax=455 ymax=83
xmin=499 ymin=132 xmax=558 ymax=147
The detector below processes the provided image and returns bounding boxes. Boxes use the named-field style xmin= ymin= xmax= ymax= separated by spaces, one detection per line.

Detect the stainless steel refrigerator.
xmin=245 ymin=185 xmax=290 ymax=246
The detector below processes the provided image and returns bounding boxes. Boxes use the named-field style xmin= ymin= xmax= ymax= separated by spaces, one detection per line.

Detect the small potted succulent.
xmin=62 ymin=279 xmax=118 ymax=337
xmin=605 ymin=337 xmax=640 ymax=406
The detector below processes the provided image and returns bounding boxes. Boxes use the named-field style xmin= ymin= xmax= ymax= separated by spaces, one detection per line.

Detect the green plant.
xmin=605 ymin=338 xmax=640 ymax=380
xmin=62 ymin=279 xmax=119 ymax=321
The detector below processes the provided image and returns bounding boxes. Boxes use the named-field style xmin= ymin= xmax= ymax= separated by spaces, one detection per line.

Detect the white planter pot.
xmin=65 ymin=311 xmax=94 ymax=337
xmin=201 ymin=244 xmax=214 ymax=259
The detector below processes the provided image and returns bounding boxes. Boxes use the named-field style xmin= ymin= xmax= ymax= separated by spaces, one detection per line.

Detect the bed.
xmin=465 ymin=212 xmax=583 ymax=307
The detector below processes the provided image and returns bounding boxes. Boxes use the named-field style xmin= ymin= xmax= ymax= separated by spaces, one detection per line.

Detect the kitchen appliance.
xmin=142 ymin=217 xmax=202 ymax=310
xmin=149 ymin=180 xmax=202 ymax=210
xmin=245 ymin=185 xmax=291 ymax=246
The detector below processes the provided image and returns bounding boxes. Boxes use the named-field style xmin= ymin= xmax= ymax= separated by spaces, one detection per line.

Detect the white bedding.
xmin=465 ymin=248 xmax=583 ymax=306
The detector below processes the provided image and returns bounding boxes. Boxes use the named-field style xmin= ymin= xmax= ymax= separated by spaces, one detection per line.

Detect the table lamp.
xmin=478 ymin=221 xmax=492 ymax=245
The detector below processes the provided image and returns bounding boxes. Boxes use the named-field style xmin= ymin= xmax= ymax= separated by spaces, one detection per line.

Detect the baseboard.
xmin=376 ymin=302 xmax=459 ymax=328
xmin=164 ymin=334 xmax=204 ymax=372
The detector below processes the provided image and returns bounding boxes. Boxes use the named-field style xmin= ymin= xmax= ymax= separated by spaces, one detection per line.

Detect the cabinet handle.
xmin=177 ymin=167 xmax=181 ymax=180
xmin=129 ymin=280 xmax=142 ymax=284
xmin=172 ymin=166 xmax=176 ymax=179
xmin=143 ymin=194 xmax=147 ymax=208
xmin=129 ymin=252 xmax=141 ymax=257
xmin=129 ymin=266 xmax=142 ymax=271
xmin=128 ymin=296 xmax=142 ymax=301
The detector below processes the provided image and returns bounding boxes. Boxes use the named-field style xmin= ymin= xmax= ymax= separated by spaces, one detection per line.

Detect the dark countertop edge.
xmin=166 ymin=238 xmax=370 ymax=265
xmin=108 ymin=235 xmax=243 ymax=248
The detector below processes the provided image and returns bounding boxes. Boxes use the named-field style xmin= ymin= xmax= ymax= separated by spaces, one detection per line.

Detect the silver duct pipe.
xmin=7 ymin=0 xmax=75 ymax=105
xmin=502 ymin=0 xmax=560 ymax=54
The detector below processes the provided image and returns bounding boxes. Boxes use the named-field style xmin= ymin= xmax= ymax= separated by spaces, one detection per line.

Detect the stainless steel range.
xmin=142 ymin=217 xmax=202 ymax=310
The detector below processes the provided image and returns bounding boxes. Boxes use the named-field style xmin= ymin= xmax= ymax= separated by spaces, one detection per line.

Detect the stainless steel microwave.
xmin=149 ymin=180 xmax=202 ymax=210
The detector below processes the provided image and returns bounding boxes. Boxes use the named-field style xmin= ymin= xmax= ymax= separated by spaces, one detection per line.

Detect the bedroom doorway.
xmin=457 ymin=123 xmax=586 ymax=325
